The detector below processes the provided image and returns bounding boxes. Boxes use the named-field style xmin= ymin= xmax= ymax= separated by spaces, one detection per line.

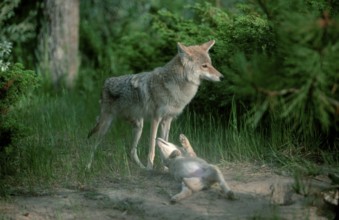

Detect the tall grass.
xmin=1 ymin=88 xmax=338 ymax=196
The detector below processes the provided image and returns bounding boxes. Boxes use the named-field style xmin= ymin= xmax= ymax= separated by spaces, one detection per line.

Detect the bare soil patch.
xmin=0 ymin=163 xmax=335 ymax=220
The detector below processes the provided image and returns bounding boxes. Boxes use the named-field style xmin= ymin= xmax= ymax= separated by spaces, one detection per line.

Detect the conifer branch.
xmin=254 ymin=86 xmax=299 ymax=97
xmin=319 ymin=94 xmax=339 ymax=115
xmin=256 ymin=0 xmax=272 ymax=20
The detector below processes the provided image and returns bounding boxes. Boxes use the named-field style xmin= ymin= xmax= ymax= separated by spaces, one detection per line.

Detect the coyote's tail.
xmin=88 ymin=123 xmax=100 ymax=138
xmin=86 ymin=113 xmax=113 ymax=169
xmin=87 ymin=111 xmax=114 ymax=139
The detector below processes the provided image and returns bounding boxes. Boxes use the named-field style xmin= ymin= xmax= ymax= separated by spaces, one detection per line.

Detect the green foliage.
xmin=0 ymin=0 xmax=38 ymax=68
xmin=0 ymin=40 xmax=12 ymax=71
xmin=79 ymin=1 xmax=162 ymax=74
xmin=0 ymin=2 xmax=40 ymax=189
xmin=0 ymin=63 xmax=40 ymax=178
xmin=114 ymin=32 xmax=167 ymax=73
xmin=78 ymin=0 xmax=205 ymax=87
xmin=276 ymin=6 xmax=339 ymax=133
xmin=226 ymin=0 xmax=339 ymax=148
xmin=78 ymin=0 xmax=160 ymax=90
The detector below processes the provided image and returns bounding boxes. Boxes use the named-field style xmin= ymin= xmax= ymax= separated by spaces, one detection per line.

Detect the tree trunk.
xmin=38 ymin=0 xmax=79 ymax=89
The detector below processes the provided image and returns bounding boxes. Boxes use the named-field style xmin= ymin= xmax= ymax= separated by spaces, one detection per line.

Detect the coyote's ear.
xmin=201 ymin=40 xmax=215 ymax=52
xmin=177 ymin=42 xmax=192 ymax=60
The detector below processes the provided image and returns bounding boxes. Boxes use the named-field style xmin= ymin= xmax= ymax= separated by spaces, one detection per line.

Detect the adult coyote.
xmin=157 ymin=134 xmax=234 ymax=202
xmin=88 ymin=40 xmax=223 ymax=169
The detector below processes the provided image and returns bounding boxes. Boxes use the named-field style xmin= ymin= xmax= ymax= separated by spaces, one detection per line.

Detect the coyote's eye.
xmin=202 ymin=64 xmax=208 ymax=68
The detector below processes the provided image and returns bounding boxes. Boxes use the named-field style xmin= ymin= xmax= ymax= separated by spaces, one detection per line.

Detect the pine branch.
xmin=319 ymin=93 xmax=339 ymax=116
xmin=256 ymin=0 xmax=272 ymax=20
xmin=331 ymin=83 xmax=337 ymax=94
xmin=254 ymin=85 xmax=299 ymax=97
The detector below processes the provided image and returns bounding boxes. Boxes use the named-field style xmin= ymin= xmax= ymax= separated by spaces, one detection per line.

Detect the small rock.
xmin=270 ymin=182 xmax=295 ymax=205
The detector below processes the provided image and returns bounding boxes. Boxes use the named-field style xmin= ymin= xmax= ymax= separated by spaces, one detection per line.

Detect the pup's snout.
xmin=220 ymin=75 xmax=224 ymax=81
xmin=156 ymin=138 xmax=179 ymax=158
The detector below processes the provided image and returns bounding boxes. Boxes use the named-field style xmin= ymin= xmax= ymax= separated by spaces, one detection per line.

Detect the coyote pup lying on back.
xmin=88 ymin=40 xmax=223 ymax=170
xmin=157 ymin=134 xmax=235 ymax=202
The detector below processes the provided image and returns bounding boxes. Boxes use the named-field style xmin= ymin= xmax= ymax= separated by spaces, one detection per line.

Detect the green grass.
xmin=0 ymin=89 xmax=338 ymax=197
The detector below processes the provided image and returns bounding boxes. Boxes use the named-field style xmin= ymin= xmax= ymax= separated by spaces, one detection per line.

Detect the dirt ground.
xmin=0 ymin=163 xmax=336 ymax=220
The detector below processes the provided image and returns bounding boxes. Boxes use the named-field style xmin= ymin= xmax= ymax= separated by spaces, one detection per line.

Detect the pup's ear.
xmin=200 ymin=40 xmax=215 ymax=52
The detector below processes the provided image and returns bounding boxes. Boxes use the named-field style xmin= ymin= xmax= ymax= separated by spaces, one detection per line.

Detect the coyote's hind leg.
xmin=130 ymin=118 xmax=145 ymax=169
xmin=147 ymin=117 xmax=162 ymax=170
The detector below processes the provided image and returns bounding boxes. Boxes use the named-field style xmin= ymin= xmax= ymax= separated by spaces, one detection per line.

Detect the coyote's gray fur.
xmin=157 ymin=134 xmax=234 ymax=202
xmin=88 ymin=40 xmax=223 ymax=169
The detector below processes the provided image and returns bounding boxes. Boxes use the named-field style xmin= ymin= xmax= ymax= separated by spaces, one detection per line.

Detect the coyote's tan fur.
xmin=88 ymin=40 xmax=223 ymax=169
xmin=157 ymin=134 xmax=234 ymax=202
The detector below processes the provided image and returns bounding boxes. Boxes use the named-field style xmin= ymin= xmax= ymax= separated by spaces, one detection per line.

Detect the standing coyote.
xmin=88 ymin=40 xmax=223 ymax=169
xmin=157 ymin=134 xmax=234 ymax=202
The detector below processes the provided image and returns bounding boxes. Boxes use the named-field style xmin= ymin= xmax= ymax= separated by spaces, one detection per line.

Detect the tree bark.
xmin=38 ymin=0 xmax=79 ymax=89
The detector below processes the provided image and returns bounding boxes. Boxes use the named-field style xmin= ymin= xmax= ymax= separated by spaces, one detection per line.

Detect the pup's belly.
xmin=179 ymin=161 xmax=206 ymax=177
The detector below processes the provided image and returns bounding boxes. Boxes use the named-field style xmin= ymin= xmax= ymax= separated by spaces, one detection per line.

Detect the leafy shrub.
xmin=0 ymin=63 xmax=40 ymax=176
xmin=0 ymin=0 xmax=40 ymax=161
xmin=78 ymin=0 xmax=205 ymax=89
xmin=0 ymin=41 xmax=12 ymax=72
xmin=0 ymin=0 xmax=38 ymax=69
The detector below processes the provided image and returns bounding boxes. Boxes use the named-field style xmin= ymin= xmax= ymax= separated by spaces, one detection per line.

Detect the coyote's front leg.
xmin=147 ymin=117 xmax=162 ymax=169
xmin=160 ymin=117 xmax=173 ymax=141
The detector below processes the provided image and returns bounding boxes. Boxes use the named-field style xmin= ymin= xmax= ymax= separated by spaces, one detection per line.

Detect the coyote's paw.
xmin=225 ymin=190 xmax=236 ymax=200
xmin=162 ymin=165 xmax=169 ymax=172
xmin=146 ymin=160 xmax=154 ymax=170
xmin=170 ymin=196 xmax=179 ymax=204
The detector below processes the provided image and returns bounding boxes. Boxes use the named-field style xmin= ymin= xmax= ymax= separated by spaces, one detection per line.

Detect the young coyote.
xmin=157 ymin=134 xmax=234 ymax=202
xmin=88 ymin=40 xmax=223 ymax=169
